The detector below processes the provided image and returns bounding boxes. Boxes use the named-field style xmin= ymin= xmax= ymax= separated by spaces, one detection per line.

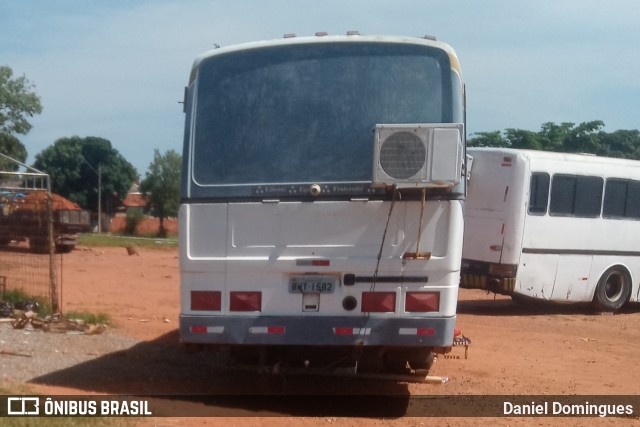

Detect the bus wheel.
xmin=407 ymin=348 xmax=435 ymax=372
xmin=383 ymin=349 xmax=411 ymax=374
xmin=383 ymin=348 xmax=434 ymax=374
xmin=592 ymin=266 xmax=631 ymax=312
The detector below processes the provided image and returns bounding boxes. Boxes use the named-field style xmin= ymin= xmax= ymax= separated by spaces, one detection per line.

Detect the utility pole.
xmin=98 ymin=164 xmax=102 ymax=233
xmin=81 ymin=156 xmax=102 ymax=233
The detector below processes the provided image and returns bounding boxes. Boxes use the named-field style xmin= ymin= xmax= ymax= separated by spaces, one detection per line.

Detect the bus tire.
xmin=383 ymin=348 xmax=434 ymax=374
xmin=592 ymin=266 xmax=631 ymax=312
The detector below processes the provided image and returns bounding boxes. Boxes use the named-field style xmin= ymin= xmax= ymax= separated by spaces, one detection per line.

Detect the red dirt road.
xmin=31 ymin=246 xmax=640 ymax=426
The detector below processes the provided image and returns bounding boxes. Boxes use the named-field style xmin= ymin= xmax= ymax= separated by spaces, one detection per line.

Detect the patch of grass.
xmin=64 ymin=311 xmax=111 ymax=325
xmin=1 ymin=289 xmax=53 ymax=317
xmin=1 ymin=288 xmax=31 ymax=302
xmin=78 ymin=233 xmax=178 ymax=249
xmin=1 ymin=292 xmax=110 ymax=325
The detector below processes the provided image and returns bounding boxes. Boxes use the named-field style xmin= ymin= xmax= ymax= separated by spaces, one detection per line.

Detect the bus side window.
xmin=626 ymin=181 xmax=640 ymax=219
xmin=574 ymin=176 xmax=603 ymax=217
xmin=528 ymin=172 xmax=550 ymax=214
xmin=549 ymin=174 xmax=603 ymax=218
xmin=605 ymin=179 xmax=640 ymax=219
xmin=603 ymin=179 xmax=627 ymax=218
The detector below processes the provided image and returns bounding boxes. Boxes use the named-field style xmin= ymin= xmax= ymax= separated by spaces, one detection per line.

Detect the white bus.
xmin=179 ymin=33 xmax=466 ymax=375
xmin=462 ymin=147 xmax=640 ymax=311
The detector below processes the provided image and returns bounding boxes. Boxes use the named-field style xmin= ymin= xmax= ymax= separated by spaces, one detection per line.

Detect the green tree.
xmin=470 ymin=121 xmax=640 ymax=160
xmin=504 ymin=128 xmax=541 ymax=150
xmin=0 ymin=66 xmax=42 ymax=172
xmin=139 ymin=149 xmax=181 ymax=237
xmin=0 ymin=133 xmax=27 ymax=171
xmin=563 ymin=120 xmax=605 ymax=153
xmin=0 ymin=66 xmax=42 ymax=135
xmin=598 ymin=129 xmax=640 ymax=159
xmin=538 ymin=122 xmax=575 ymax=151
xmin=33 ymin=136 xmax=137 ymax=212
xmin=468 ymin=131 xmax=508 ymax=148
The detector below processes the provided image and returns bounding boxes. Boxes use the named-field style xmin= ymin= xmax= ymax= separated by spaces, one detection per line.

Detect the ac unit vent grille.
xmin=379 ymin=131 xmax=427 ymax=179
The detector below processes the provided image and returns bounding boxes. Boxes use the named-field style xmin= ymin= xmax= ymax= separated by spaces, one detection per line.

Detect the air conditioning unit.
xmin=372 ymin=123 xmax=464 ymax=188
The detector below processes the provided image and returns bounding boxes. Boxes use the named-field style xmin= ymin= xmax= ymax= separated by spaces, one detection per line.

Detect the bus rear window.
xmin=191 ymin=42 xmax=452 ymax=189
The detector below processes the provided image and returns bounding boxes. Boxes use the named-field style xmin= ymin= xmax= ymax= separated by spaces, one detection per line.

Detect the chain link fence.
xmin=0 ymin=156 xmax=59 ymax=313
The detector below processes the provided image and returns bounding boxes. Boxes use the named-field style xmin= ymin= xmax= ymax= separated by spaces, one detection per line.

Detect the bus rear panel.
xmin=180 ymin=34 xmax=466 ymax=372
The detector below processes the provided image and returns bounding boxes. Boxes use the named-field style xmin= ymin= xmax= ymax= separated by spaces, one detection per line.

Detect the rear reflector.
xmin=334 ymin=327 xmax=371 ymax=335
xmin=405 ymin=291 xmax=440 ymax=312
xmin=191 ymin=291 xmax=221 ymax=311
xmin=190 ymin=326 xmax=224 ymax=334
xmin=296 ymin=259 xmax=331 ymax=267
xmin=249 ymin=326 xmax=285 ymax=334
xmin=230 ymin=291 xmax=262 ymax=312
xmin=361 ymin=292 xmax=396 ymax=312
xmin=400 ymin=327 xmax=435 ymax=336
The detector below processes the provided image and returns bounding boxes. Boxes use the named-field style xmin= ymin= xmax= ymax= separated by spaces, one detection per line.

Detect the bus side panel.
xmin=519 ymin=211 xmax=590 ymax=300
xmin=515 ymin=253 xmax=558 ymax=300
xmin=551 ymin=255 xmax=594 ymax=301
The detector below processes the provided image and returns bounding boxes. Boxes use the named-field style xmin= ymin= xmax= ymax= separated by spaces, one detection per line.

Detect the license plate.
xmin=289 ymin=275 xmax=337 ymax=293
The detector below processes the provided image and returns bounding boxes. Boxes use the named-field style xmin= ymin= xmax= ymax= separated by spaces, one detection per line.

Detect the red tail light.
xmin=230 ymin=291 xmax=262 ymax=312
xmin=405 ymin=291 xmax=439 ymax=312
xmin=191 ymin=291 xmax=221 ymax=311
xmin=361 ymin=292 xmax=396 ymax=312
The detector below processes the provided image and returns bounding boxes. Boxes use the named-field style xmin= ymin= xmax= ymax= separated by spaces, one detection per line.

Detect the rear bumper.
xmin=460 ymin=273 xmax=516 ymax=294
xmin=180 ymin=314 xmax=456 ymax=347
xmin=460 ymin=259 xmax=517 ymax=294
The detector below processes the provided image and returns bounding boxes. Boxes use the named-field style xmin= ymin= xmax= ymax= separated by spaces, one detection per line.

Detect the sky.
xmin=1 ymin=0 xmax=639 ymax=176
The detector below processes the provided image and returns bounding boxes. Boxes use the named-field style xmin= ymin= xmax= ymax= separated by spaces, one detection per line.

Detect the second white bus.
xmin=461 ymin=147 xmax=640 ymax=311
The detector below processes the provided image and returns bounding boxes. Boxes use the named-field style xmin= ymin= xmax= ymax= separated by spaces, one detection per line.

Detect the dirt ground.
xmin=22 ymin=246 xmax=640 ymax=426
